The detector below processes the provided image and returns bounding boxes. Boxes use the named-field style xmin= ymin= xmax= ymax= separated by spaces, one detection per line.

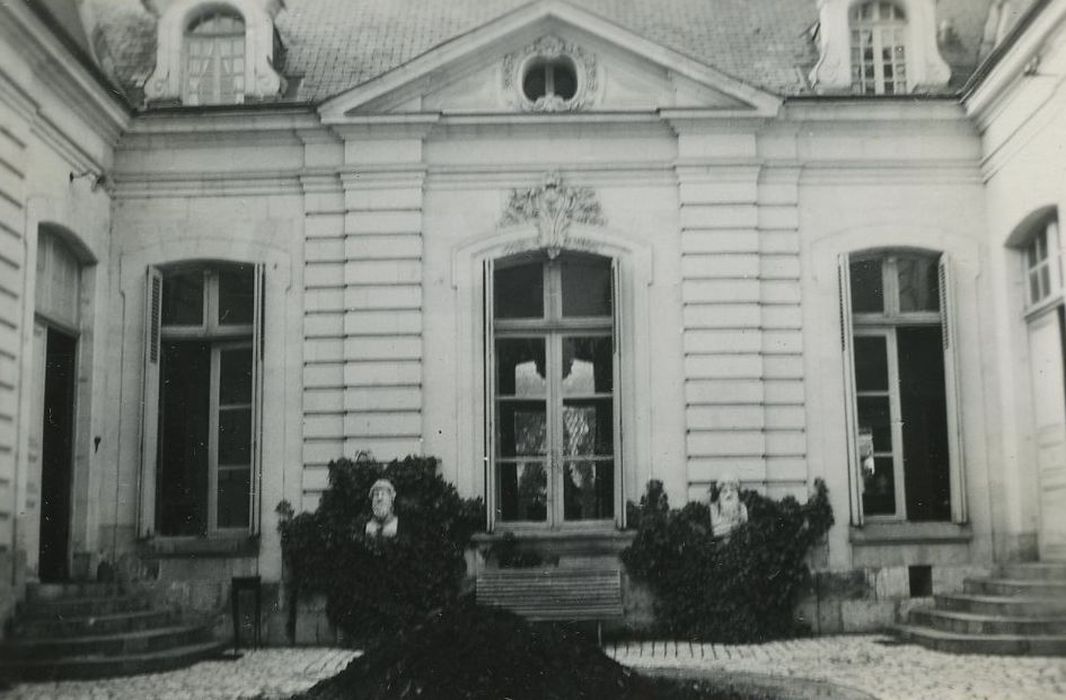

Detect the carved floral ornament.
xmin=502 ymin=36 xmax=599 ymax=112
xmin=500 ymin=173 xmax=606 ymax=259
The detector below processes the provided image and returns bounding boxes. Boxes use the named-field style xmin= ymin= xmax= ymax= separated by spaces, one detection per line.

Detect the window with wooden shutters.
xmin=140 ymin=263 xmax=264 ymax=537
xmin=839 ymin=251 xmax=964 ymax=523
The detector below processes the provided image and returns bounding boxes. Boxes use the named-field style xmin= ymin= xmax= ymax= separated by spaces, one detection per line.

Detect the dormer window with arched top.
xmin=809 ymin=0 xmax=949 ymax=95
xmin=184 ymin=11 xmax=246 ymax=105
xmin=850 ymin=2 xmax=908 ymax=94
xmin=145 ymin=0 xmax=284 ymax=106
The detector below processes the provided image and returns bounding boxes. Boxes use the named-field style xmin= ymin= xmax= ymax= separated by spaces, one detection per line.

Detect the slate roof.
xmin=80 ymin=0 xmax=1001 ymax=108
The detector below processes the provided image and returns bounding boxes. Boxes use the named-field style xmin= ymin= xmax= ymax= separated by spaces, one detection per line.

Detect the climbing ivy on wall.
xmin=621 ymin=479 xmax=834 ymax=642
xmin=277 ymin=456 xmax=484 ymax=644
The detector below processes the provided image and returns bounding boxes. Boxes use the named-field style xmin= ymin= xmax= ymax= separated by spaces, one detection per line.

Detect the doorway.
xmin=1027 ymin=306 xmax=1066 ymax=561
xmin=38 ymin=327 xmax=77 ymax=581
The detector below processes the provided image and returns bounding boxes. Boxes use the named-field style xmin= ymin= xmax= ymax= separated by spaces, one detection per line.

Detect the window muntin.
xmin=492 ymin=253 xmax=615 ymax=525
xmin=1025 ymin=219 xmax=1060 ymax=308
xmin=157 ymin=265 xmax=255 ymax=535
xmin=850 ymin=1 xmax=907 ymax=95
xmin=848 ymin=253 xmax=951 ymax=521
xmin=183 ymin=11 xmax=246 ymax=105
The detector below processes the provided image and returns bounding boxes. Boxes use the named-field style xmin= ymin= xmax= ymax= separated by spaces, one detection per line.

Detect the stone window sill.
xmin=138 ymin=535 xmax=260 ymax=558
xmin=849 ymin=521 xmax=972 ymax=546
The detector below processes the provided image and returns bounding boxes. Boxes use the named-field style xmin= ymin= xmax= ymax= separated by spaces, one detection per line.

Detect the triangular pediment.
xmin=318 ymin=0 xmax=780 ymax=121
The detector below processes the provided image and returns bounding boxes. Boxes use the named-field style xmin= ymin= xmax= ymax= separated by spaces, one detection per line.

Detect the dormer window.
xmin=809 ymin=0 xmax=949 ymax=95
xmin=145 ymin=0 xmax=284 ymax=106
xmin=184 ymin=11 xmax=246 ymax=105
xmin=851 ymin=2 xmax=908 ymax=94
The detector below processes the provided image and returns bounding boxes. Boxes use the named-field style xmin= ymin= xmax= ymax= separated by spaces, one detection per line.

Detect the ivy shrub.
xmin=276 ymin=456 xmax=484 ymax=643
xmin=621 ymin=479 xmax=833 ymax=642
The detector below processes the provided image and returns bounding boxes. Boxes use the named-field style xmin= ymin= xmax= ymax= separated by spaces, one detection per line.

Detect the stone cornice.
xmin=964 ymin=0 xmax=1066 ymax=126
xmin=1 ymin=2 xmax=129 ymax=160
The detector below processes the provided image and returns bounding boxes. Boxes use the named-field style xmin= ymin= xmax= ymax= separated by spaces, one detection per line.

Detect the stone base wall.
xmin=796 ymin=564 xmax=991 ymax=634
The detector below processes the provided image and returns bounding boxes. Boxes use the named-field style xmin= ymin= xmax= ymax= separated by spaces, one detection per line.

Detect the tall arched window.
xmin=183 ymin=10 xmax=246 ymax=105
xmin=141 ymin=262 xmax=265 ymax=537
xmin=850 ymin=1 xmax=908 ymax=95
xmin=840 ymin=250 xmax=964 ymax=523
xmin=488 ymin=252 xmax=619 ymax=528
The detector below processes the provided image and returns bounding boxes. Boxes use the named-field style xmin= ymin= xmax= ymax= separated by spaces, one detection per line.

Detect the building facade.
xmin=1 ymin=0 xmax=1065 ymax=639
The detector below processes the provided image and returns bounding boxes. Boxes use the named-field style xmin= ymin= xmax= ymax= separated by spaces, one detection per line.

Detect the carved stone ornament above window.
xmin=503 ymin=36 xmax=600 ymax=112
xmin=500 ymin=172 xmax=606 ymax=259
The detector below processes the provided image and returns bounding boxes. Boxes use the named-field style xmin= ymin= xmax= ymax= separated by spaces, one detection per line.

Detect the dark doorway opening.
xmin=39 ymin=327 xmax=76 ymax=582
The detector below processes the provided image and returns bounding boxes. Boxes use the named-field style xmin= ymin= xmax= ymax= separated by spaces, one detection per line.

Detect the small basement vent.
xmin=909 ymin=565 xmax=933 ymax=597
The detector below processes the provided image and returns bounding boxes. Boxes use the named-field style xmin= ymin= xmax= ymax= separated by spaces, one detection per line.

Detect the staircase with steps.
xmin=0 ymin=582 xmax=225 ymax=681
xmin=897 ymin=562 xmax=1066 ymax=655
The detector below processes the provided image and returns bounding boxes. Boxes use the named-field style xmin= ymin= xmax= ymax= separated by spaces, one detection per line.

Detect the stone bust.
xmin=709 ymin=475 xmax=748 ymax=539
xmin=365 ymin=478 xmax=399 ymax=539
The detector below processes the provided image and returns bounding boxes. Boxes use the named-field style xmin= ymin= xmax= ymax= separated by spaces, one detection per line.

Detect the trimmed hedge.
xmin=276 ymin=456 xmax=484 ymax=643
xmin=621 ymin=479 xmax=833 ymax=642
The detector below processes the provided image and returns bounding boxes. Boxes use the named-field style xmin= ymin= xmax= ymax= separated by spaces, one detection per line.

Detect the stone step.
xmin=935 ymin=593 xmax=1066 ymax=616
xmin=10 ymin=607 xmax=184 ymax=639
xmin=964 ymin=578 xmax=1066 ymax=597
xmin=17 ymin=593 xmax=154 ymax=619
xmin=895 ymin=624 xmax=1066 ymax=656
xmin=0 ymin=624 xmax=214 ymax=661
xmin=0 ymin=639 xmax=227 ymax=681
xmin=998 ymin=562 xmax=1066 ymax=581
xmin=25 ymin=582 xmax=125 ymax=602
xmin=908 ymin=607 xmax=1066 ymax=635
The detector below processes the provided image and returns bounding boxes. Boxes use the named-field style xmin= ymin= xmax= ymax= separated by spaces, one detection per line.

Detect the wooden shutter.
xmin=139 ymin=266 xmax=164 ymax=537
xmin=611 ymin=257 xmax=624 ymax=527
xmin=838 ymin=255 xmax=863 ymax=526
xmin=249 ymin=263 xmax=265 ymax=534
xmin=483 ymin=258 xmax=495 ymax=532
xmin=939 ymin=254 xmax=967 ymax=523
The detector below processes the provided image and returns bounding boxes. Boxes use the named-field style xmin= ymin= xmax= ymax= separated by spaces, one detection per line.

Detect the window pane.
xmin=219 ymin=348 xmax=252 ymax=405
xmin=857 ymin=396 xmax=892 ymax=451
xmin=862 ymin=456 xmax=896 ymax=516
xmin=898 ymin=326 xmax=951 ymax=521
xmin=849 ymin=259 xmax=884 ymax=313
xmin=158 ymin=341 xmax=211 ymax=535
xmin=496 ymin=338 xmax=546 ymax=397
xmin=218 ymin=407 xmax=251 ymax=465
xmin=497 ymin=461 xmax=547 ymax=521
xmin=563 ymin=460 xmax=613 ymax=520
xmin=162 ymin=270 xmax=204 ymax=326
xmin=498 ymin=401 xmax=547 ymax=457
xmin=522 ymin=64 xmax=547 ymax=100
xmin=219 ymin=266 xmax=254 ymax=325
xmin=854 ymin=336 xmax=889 ymax=391
xmin=563 ymin=399 xmax=613 ymax=456
xmin=897 ymin=256 xmax=940 ymax=312
xmin=553 ymin=64 xmax=577 ymax=100
xmin=217 ymin=468 xmax=250 ymax=528
xmin=494 ymin=260 xmax=544 ymax=319
xmin=562 ymin=337 xmax=612 ymax=395
xmin=561 ymin=256 xmax=612 ymax=317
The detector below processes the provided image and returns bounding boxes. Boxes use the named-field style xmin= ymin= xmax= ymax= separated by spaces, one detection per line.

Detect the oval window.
xmin=522 ymin=57 xmax=578 ymax=103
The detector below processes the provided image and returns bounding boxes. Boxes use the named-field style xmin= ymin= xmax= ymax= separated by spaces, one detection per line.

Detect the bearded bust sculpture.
xmin=365 ymin=478 xmax=399 ymax=539
xmin=709 ymin=475 xmax=748 ymax=539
